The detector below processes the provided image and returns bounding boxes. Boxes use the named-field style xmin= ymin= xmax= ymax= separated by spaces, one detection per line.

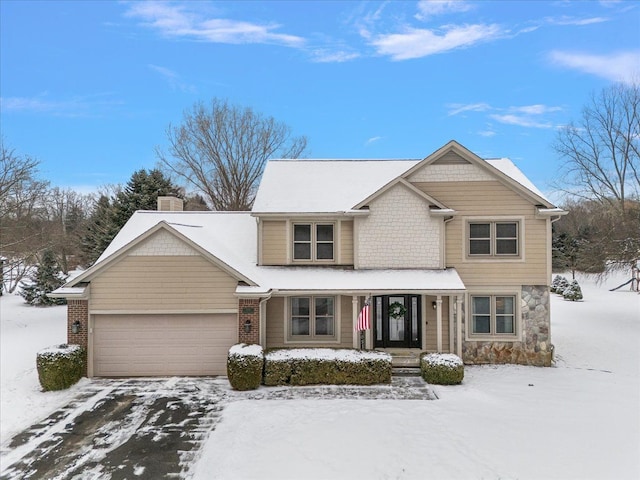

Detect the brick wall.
xmin=238 ymin=298 xmax=260 ymax=344
xmin=67 ymin=300 xmax=89 ymax=348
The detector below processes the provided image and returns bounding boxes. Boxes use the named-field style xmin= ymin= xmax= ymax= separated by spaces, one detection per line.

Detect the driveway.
xmin=0 ymin=376 xmax=434 ymax=479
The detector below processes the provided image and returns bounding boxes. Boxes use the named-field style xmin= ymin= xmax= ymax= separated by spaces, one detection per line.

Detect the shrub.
xmin=563 ymin=279 xmax=584 ymax=301
xmin=227 ymin=344 xmax=264 ymax=390
xmin=553 ymin=276 xmax=570 ymax=295
xmin=37 ymin=344 xmax=85 ymax=391
xmin=263 ymin=348 xmax=392 ymax=386
xmin=421 ymin=353 xmax=464 ymax=385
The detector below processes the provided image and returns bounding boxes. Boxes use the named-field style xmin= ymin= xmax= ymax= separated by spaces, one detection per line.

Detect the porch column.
xmin=456 ymin=295 xmax=463 ymax=357
xmin=352 ymin=296 xmax=359 ymax=349
xmin=436 ymin=295 xmax=443 ymax=352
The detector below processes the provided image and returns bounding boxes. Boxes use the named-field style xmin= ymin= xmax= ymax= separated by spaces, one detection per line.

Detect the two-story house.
xmin=52 ymin=141 xmax=566 ymax=377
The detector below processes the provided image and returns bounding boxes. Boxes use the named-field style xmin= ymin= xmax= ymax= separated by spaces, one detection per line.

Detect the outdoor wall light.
xmin=71 ymin=320 xmax=81 ymax=334
xmin=432 ymin=301 xmax=438 ymax=310
xmin=243 ymin=319 xmax=252 ymax=333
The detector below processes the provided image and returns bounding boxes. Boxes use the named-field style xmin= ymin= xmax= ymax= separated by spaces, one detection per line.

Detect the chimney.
xmin=157 ymin=196 xmax=184 ymax=212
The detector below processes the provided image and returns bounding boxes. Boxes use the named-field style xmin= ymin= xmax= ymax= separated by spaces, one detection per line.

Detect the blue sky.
xmin=1 ymin=0 xmax=639 ymax=199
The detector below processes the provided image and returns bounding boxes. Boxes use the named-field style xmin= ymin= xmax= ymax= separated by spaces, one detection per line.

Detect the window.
xmin=468 ymin=221 xmax=519 ymax=257
xmin=293 ymin=223 xmax=334 ymax=261
xmin=471 ymin=295 xmax=516 ymax=337
xmin=290 ymin=296 xmax=335 ymax=340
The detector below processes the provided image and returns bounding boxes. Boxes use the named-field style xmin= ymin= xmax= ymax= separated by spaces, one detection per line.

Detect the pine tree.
xmin=563 ymin=280 xmax=584 ymax=301
xmin=81 ymin=169 xmax=181 ymax=266
xmin=20 ymin=249 xmax=66 ymax=306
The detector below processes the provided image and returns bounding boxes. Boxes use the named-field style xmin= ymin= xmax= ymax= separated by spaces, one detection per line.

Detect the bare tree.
xmin=554 ymin=82 xmax=639 ymax=215
xmin=554 ymin=83 xmax=640 ymax=273
xmin=0 ymin=140 xmax=49 ymax=293
xmin=156 ymin=98 xmax=308 ymax=211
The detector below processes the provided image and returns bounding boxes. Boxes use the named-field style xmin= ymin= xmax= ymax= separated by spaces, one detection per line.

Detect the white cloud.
xmin=544 ymin=15 xmax=609 ymax=26
xmin=365 ymin=136 xmax=384 ymax=146
xmin=125 ymin=1 xmax=305 ymax=47
xmin=148 ymin=64 xmax=196 ymax=93
xmin=477 ymin=129 xmax=496 ymax=137
xmin=310 ymin=49 xmax=360 ymax=63
xmin=489 ymin=114 xmax=553 ymax=129
xmin=511 ymin=104 xmax=563 ymax=115
xmin=548 ymin=50 xmax=640 ymax=84
xmin=370 ymin=23 xmax=502 ymax=60
xmin=415 ymin=1 xmax=473 ymax=21
xmin=0 ymin=93 xmax=122 ymax=117
xmin=446 ymin=102 xmax=491 ymax=116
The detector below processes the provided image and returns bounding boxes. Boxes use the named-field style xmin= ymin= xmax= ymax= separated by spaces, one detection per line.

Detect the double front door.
xmin=373 ymin=295 xmax=421 ymax=348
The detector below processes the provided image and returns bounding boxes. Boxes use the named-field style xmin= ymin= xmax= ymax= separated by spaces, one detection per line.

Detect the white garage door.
xmin=93 ymin=314 xmax=237 ymax=377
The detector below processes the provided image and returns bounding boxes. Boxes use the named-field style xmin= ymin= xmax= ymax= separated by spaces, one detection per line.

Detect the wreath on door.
xmin=388 ymin=301 xmax=407 ymax=320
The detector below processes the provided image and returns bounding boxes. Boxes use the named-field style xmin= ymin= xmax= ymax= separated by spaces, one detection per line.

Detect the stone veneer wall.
xmin=238 ymin=298 xmax=260 ymax=345
xmin=357 ymin=183 xmax=441 ymax=269
xmin=462 ymin=286 xmax=552 ymax=367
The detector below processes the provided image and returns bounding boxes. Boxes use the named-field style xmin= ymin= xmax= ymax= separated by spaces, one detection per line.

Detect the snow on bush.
xmin=36 ymin=344 xmax=85 ymax=391
xmin=264 ymin=348 xmax=392 ymax=386
xmin=227 ymin=344 xmax=264 ymax=391
xmin=551 ymin=275 xmax=569 ymax=294
xmin=563 ymin=279 xmax=584 ymax=301
xmin=420 ymin=353 xmax=464 ymax=385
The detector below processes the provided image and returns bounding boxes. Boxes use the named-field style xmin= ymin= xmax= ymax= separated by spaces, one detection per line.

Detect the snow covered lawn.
xmin=1 ymin=274 xmax=638 ymax=479
xmin=0 ymin=294 xmax=88 ymax=443
xmin=191 ymin=275 xmax=639 ymax=480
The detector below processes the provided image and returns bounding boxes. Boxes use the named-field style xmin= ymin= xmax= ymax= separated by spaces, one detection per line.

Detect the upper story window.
xmin=293 ymin=223 xmax=334 ymax=261
xmin=468 ymin=221 xmax=519 ymax=257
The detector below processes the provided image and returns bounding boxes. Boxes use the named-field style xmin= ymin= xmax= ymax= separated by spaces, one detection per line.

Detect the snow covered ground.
xmin=191 ymin=274 xmax=640 ymax=480
xmin=1 ymin=274 xmax=638 ymax=479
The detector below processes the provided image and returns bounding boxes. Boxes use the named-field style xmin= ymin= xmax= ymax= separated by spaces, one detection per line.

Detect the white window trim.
xmin=291 ymin=221 xmax=336 ymax=263
xmin=465 ymin=289 xmax=522 ymax=342
xmin=462 ymin=216 xmax=525 ymax=263
xmin=284 ymin=295 xmax=342 ymax=344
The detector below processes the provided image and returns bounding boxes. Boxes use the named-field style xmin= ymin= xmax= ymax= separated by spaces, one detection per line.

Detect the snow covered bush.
xmin=227 ymin=343 xmax=264 ymax=391
xmin=420 ymin=353 xmax=464 ymax=385
xmin=563 ymin=280 xmax=584 ymax=301
xmin=36 ymin=344 xmax=85 ymax=391
xmin=551 ymin=275 xmax=568 ymax=294
xmin=263 ymin=349 xmax=392 ymax=386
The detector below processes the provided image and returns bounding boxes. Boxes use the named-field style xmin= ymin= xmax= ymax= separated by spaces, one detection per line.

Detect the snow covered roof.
xmin=252 ymin=159 xmax=419 ymax=213
xmin=237 ymin=267 xmax=466 ymax=295
xmin=486 ymin=158 xmax=552 ymax=204
xmin=252 ymin=146 xmax=555 ymax=215
xmin=67 ymin=211 xmax=260 ymax=287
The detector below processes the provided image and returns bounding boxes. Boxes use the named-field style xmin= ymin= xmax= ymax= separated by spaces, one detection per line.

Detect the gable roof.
xmin=252 ymin=141 xmax=555 ymax=215
xmin=402 ymin=140 xmax=554 ymax=206
xmin=67 ymin=211 xmax=259 ymax=287
xmin=252 ymin=159 xmax=419 ymax=213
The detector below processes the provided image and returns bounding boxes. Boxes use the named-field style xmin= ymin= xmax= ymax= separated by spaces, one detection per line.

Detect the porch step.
xmin=392 ymin=367 xmax=422 ymax=377
xmin=382 ymin=349 xmax=422 ymax=368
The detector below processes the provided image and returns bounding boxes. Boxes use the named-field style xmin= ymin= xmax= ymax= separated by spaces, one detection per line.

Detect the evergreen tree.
xmin=20 ymin=249 xmax=66 ymax=306
xmin=81 ymin=169 xmax=181 ymax=266
xmin=563 ymin=280 xmax=584 ymax=301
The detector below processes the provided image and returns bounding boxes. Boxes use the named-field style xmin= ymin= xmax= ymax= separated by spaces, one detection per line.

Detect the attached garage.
xmin=92 ymin=314 xmax=237 ymax=377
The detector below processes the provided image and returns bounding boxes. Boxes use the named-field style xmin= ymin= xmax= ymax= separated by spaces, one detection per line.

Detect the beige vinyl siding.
xmin=340 ymin=220 xmax=354 ymax=265
xmin=261 ymin=220 xmax=287 ymax=265
xmin=265 ymin=297 xmax=286 ymax=348
xmin=265 ymin=295 xmax=353 ymax=349
xmin=413 ymin=181 xmax=549 ymax=286
xmin=424 ymin=296 xmax=451 ymax=352
xmin=90 ymin=255 xmax=238 ymax=311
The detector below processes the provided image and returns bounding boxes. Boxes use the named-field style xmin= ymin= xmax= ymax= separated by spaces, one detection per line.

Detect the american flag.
xmin=356 ymin=303 xmax=371 ymax=331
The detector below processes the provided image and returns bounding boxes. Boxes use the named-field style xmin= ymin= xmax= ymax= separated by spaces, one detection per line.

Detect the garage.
xmin=92 ymin=314 xmax=237 ymax=377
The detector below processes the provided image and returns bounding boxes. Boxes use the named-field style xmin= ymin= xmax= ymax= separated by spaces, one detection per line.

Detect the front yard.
xmin=1 ymin=274 xmax=638 ymax=479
